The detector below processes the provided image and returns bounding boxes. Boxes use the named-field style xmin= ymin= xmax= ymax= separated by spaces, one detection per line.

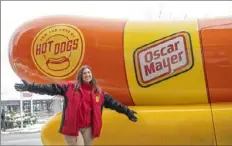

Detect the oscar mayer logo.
xmin=31 ymin=24 xmax=85 ymax=79
xmin=133 ymin=31 xmax=194 ymax=87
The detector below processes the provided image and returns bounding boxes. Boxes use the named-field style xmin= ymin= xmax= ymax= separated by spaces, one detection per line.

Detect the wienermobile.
xmin=8 ymin=15 xmax=232 ymax=145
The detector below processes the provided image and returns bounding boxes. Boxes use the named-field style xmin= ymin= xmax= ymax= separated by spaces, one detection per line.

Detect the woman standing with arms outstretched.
xmin=14 ymin=65 xmax=138 ymax=146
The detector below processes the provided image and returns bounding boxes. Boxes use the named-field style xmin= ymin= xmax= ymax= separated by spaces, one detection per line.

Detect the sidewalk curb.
xmin=1 ymin=130 xmax=41 ymax=135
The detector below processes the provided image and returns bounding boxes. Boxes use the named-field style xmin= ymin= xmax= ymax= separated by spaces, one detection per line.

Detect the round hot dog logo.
xmin=31 ymin=24 xmax=85 ymax=79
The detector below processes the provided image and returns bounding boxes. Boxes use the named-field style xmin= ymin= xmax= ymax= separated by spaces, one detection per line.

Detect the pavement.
xmin=1 ymin=132 xmax=42 ymax=145
xmin=1 ymin=119 xmax=47 ymax=145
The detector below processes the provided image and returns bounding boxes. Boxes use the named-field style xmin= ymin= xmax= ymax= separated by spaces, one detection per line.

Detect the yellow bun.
xmin=46 ymin=57 xmax=70 ymax=71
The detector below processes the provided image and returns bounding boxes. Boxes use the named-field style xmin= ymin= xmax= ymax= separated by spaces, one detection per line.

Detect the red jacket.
xmin=26 ymin=81 xmax=130 ymax=138
xmin=78 ymin=83 xmax=92 ymax=128
xmin=61 ymin=83 xmax=104 ymax=137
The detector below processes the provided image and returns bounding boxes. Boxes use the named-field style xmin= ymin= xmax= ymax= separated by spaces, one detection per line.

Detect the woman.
xmin=14 ymin=65 xmax=138 ymax=146
xmin=1 ymin=108 xmax=6 ymax=131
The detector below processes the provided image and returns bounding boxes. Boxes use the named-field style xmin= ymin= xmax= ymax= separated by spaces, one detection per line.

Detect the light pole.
xmin=31 ymin=95 xmax=33 ymax=115
xmin=20 ymin=92 xmax=23 ymax=129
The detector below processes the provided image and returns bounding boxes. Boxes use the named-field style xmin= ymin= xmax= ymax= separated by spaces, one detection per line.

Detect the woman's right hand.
xmin=14 ymin=80 xmax=30 ymax=92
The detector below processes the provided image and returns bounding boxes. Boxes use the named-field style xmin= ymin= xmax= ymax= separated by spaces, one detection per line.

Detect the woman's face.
xmin=82 ymin=68 xmax=92 ymax=83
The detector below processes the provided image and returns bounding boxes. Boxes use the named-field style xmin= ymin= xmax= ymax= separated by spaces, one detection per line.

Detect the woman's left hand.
xmin=127 ymin=110 xmax=138 ymax=122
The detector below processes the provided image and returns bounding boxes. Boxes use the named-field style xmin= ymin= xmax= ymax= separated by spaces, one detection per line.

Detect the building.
xmin=1 ymin=91 xmax=57 ymax=117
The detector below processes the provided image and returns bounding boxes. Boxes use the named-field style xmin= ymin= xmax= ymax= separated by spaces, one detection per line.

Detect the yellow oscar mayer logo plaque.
xmin=31 ymin=24 xmax=85 ymax=79
xmin=133 ymin=31 xmax=194 ymax=87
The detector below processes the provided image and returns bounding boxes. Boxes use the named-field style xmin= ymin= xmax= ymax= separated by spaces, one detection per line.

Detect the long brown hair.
xmin=74 ymin=65 xmax=100 ymax=95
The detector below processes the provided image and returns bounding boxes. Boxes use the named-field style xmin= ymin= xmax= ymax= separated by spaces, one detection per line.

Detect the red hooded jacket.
xmin=61 ymin=83 xmax=104 ymax=137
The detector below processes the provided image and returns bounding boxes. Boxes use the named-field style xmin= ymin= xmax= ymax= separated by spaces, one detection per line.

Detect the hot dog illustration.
xmin=46 ymin=56 xmax=70 ymax=71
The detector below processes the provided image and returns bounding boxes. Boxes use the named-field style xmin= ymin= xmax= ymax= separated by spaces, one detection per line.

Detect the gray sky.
xmin=1 ymin=1 xmax=232 ymax=93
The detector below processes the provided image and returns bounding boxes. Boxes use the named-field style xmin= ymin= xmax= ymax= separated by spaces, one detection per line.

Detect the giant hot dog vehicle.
xmin=8 ymin=15 xmax=232 ymax=145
